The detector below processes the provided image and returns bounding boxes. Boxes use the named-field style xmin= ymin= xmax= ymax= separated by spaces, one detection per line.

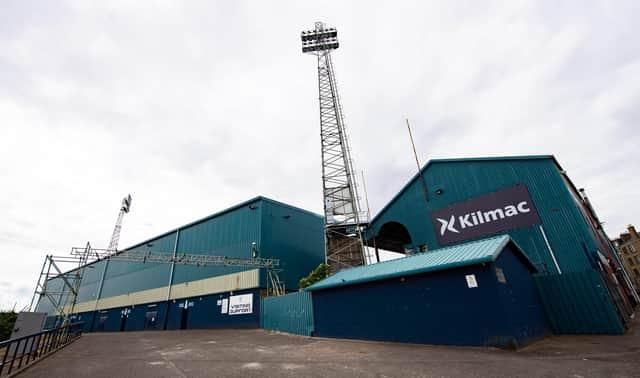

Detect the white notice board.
xmin=228 ymin=293 xmax=253 ymax=315
xmin=465 ymin=274 xmax=478 ymax=288
xmin=221 ymin=298 xmax=228 ymax=314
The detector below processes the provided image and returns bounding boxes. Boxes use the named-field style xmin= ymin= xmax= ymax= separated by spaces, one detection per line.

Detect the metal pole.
xmin=166 ymin=229 xmax=180 ymax=301
xmin=29 ymin=257 xmax=49 ymax=311
xmin=540 ymin=225 xmax=562 ymax=274
xmin=93 ymin=259 xmax=110 ymax=312
xmin=361 ymin=170 xmax=380 ymax=263
xmin=406 ymin=119 xmax=429 ymax=203
xmin=164 ymin=229 xmax=180 ymax=330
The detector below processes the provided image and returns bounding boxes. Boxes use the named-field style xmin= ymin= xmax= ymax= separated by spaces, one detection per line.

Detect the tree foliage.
xmin=299 ymin=263 xmax=331 ymax=289
xmin=0 ymin=311 xmax=18 ymax=342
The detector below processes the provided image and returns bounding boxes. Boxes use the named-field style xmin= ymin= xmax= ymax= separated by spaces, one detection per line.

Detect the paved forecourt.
xmin=20 ymin=321 xmax=640 ymax=377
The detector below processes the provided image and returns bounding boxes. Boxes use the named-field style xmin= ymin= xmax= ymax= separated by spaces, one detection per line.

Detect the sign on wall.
xmin=221 ymin=298 xmax=228 ymax=314
xmin=431 ymin=184 xmax=541 ymax=245
xmin=228 ymin=293 xmax=253 ymax=315
xmin=465 ymin=274 xmax=478 ymax=288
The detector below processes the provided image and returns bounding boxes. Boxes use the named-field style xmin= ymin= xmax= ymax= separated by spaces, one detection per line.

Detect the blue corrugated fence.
xmin=261 ymin=291 xmax=314 ymax=336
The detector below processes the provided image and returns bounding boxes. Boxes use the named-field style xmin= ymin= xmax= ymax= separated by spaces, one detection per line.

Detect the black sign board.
xmin=431 ymin=184 xmax=541 ymax=245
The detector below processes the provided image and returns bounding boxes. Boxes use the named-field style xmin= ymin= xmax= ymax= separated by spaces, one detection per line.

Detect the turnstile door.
xmin=145 ymin=311 xmax=158 ymax=330
xmin=180 ymin=308 xmax=188 ymax=330
xmin=119 ymin=313 xmax=128 ymax=332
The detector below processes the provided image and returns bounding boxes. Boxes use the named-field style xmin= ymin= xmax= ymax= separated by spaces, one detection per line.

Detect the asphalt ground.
xmin=18 ymin=320 xmax=640 ymax=378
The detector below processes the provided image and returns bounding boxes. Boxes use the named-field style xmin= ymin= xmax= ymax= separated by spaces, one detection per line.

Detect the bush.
xmin=299 ymin=263 xmax=331 ymax=289
xmin=0 ymin=311 xmax=18 ymax=341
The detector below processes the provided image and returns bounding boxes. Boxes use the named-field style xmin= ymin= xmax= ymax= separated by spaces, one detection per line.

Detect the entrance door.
xmin=145 ymin=311 xmax=158 ymax=330
xmin=180 ymin=308 xmax=188 ymax=330
xmin=98 ymin=316 xmax=107 ymax=332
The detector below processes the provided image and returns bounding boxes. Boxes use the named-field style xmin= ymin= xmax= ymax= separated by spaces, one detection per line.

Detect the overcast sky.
xmin=1 ymin=1 xmax=638 ymax=310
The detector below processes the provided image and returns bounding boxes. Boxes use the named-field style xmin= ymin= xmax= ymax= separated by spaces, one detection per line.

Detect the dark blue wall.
xmin=76 ymin=289 xmax=261 ymax=333
xmin=312 ymin=248 xmax=549 ymax=348
xmin=166 ymin=288 xmax=261 ymax=330
xmin=125 ymin=302 xmax=168 ymax=332
xmin=71 ymin=311 xmax=95 ymax=333
xmin=92 ymin=307 xmax=125 ymax=332
xmin=491 ymin=246 xmax=550 ymax=346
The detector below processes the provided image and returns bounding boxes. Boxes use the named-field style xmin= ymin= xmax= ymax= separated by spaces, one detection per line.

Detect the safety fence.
xmin=261 ymin=291 xmax=314 ymax=336
xmin=0 ymin=322 xmax=84 ymax=376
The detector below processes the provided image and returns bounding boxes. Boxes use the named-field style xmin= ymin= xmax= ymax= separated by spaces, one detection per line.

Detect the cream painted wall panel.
xmin=67 ymin=301 xmax=95 ymax=314
xmin=169 ymin=269 xmax=259 ymax=300
xmin=63 ymin=270 xmax=260 ymax=314
xmin=128 ymin=287 xmax=168 ymax=306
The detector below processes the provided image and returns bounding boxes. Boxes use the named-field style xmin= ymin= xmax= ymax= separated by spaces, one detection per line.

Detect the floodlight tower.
xmin=107 ymin=194 xmax=132 ymax=253
xmin=301 ymin=22 xmax=365 ymax=272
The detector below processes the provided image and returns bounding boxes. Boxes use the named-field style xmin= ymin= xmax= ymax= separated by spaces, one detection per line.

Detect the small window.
xmin=630 ymin=245 xmax=637 ymax=253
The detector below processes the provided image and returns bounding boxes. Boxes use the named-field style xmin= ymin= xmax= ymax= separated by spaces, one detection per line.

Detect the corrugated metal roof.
xmin=306 ymin=235 xmax=534 ymax=291
xmin=370 ymin=155 xmax=560 ymax=225
xmin=122 ymin=196 xmax=322 ymax=252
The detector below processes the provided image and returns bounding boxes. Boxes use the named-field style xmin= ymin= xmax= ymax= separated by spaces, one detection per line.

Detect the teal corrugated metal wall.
xmin=259 ymin=199 xmax=324 ymax=290
xmin=35 ymin=258 xmax=108 ymax=313
xmin=261 ymin=291 xmax=314 ymax=336
xmin=172 ymin=201 xmax=261 ymax=285
xmin=368 ymin=157 xmax=626 ymax=334
xmin=75 ymin=259 xmax=107 ymax=303
xmin=370 ymin=159 xmax=597 ymax=274
xmin=100 ymin=232 xmax=176 ymax=297
xmin=35 ymin=197 xmax=324 ymax=314
xmin=534 ymin=272 xmax=624 ymax=334
xmin=35 ymin=277 xmax=65 ymax=313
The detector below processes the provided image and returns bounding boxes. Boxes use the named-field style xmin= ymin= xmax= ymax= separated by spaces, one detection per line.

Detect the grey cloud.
xmin=1 ymin=0 xmax=639 ymax=310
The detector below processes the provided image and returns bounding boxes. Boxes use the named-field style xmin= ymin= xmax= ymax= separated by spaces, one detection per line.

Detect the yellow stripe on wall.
xmin=65 ymin=269 xmax=260 ymax=314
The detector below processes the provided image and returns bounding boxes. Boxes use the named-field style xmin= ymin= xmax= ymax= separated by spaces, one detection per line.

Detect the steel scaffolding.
xmin=30 ymin=245 xmax=284 ymax=329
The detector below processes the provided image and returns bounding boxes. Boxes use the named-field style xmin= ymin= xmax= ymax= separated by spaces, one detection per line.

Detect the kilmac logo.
xmin=430 ymin=185 xmax=542 ymax=245
xmin=436 ymin=201 xmax=532 ymax=235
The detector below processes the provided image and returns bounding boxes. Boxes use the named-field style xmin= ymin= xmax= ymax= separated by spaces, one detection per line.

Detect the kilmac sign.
xmin=431 ymin=184 xmax=541 ymax=245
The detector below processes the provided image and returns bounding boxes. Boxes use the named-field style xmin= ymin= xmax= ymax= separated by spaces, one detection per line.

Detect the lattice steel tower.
xmin=107 ymin=194 xmax=132 ymax=253
xmin=301 ymin=22 xmax=365 ymax=272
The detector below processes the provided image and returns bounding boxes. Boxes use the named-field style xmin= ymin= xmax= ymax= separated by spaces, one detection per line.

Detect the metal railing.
xmin=0 ymin=322 xmax=84 ymax=376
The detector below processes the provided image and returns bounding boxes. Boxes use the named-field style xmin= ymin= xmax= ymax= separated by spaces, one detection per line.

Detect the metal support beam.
xmin=166 ymin=229 xmax=180 ymax=300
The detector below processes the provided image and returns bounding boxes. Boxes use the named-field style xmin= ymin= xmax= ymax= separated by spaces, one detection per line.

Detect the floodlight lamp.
xmin=121 ymin=194 xmax=132 ymax=213
xmin=300 ymin=23 xmax=339 ymax=53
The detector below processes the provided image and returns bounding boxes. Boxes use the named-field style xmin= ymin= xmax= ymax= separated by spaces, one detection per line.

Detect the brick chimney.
xmin=627 ymin=224 xmax=639 ymax=239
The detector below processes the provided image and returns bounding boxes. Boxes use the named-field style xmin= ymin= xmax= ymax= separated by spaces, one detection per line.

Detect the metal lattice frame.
xmin=29 ymin=243 xmax=93 ymax=329
xmin=31 ymin=246 xmax=285 ymax=320
xmin=71 ymin=247 xmax=280 ymax=269
xmin=302 ymin=22 xmax=366 ymax=271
